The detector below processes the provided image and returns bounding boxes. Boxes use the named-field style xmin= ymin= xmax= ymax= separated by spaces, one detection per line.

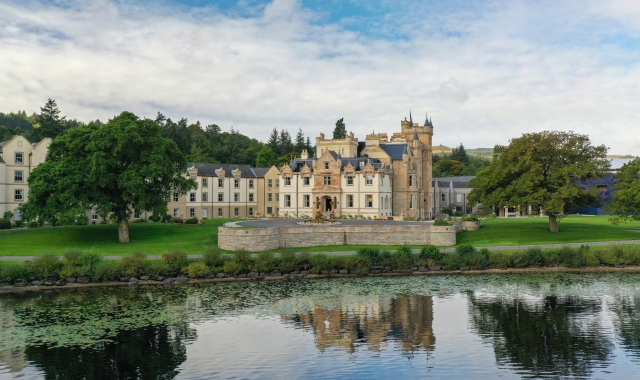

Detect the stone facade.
xmin=218 ymin=224 xmax=457 ymax=251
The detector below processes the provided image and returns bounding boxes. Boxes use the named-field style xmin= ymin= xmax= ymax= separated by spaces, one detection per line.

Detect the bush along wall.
xmin=4 ymin=244 xmax=640 ymax=287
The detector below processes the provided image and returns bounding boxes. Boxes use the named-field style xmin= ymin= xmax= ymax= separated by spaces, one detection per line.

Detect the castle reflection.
xmin=281 ymin=294 xmax=435 ymax=354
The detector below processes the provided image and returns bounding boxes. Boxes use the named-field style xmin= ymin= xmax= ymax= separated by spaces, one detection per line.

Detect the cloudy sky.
xmin=1 ymin=0 xmax=639 ymax=153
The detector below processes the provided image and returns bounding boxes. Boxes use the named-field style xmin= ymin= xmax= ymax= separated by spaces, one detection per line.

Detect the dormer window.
xmin=324 ymin=162 xmax=329 ymax=170
xmin=347 ymin=176 xmax=353 ymax=185
xmin=284 ymin=177 xmax=291 ymax=186
xmin=366 ymin=176 xmax=373 ymax=185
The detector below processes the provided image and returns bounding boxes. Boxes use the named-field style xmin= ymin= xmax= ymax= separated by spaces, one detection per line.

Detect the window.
xmin=249 ymin=208 xmax=254 ymax=216
xmin=173 ymin=193 xmax=179 ymax=202
xmin=268 ymin=179 xmax=273 ymax=188
xmin=202 ymin=193 xmax=208 ymax=202
xmin=14 ymin=210 xmax=21 ymax=221
xmin=14 ymin=171 xmax=23 ymax=183
xmin=14 ymin=189 xmax=23 ymax=201
xmin=285 ymin=177 xmax=291 ymax=186
xmin=234 ymin=193 xmax=240 ymax=202
xmin=285 ymin=195 xmax=291 ymax=207
xmin=366 ymin=176 xmax=373 ymax=185
xmin=303 ymin=177 xmax=310 ymax=186
xmin=218 ymin=208 xmax=223 ymax=217
xmin=347 ymin=176 xmax=353 ymax=185
xmin=91 ymin=209 xmax=98 ymax=221
xmin=276 ymin=193 xmax=280 ymax=202
xmin=268 ymin=193 xmax=272 ymax=202
xmin=409 ymin=195 xmax=414 ymax=209
xmin=276 ymin=179 xmax=280 ymax=188
xmin=174 ymin=208 xmax=180 ymax=217
xmin=347 ymin=195 xmax=354 ymax=208
xmin=456 ymin=194 xmax=462 ymax=203
xmin=218 ymin=193 xmax=224 ymax=202
xmin=323 ymin=176 xmax=331 ymax=186
xmin=267 ymin=206 xmax=273 ymax=214
xmin=203 ymin=208 xmax=208 ymax=218
xmin=218 ymin=179 xmax=224 ymax=188
xmin=366 ymin=194 xmax=373 ymax=208
xmin=202 ymin=178 xmax=208 ymax=188
xmin=409 ymin=175 xmax=414 ymax=187
xmin=249 ymin=179 xmax=254 ymax=189
xmin=189 ymin=208 xmax=195 ymax=218
xmin=234 ymin=179 xmax=240 ymax=188
xmin=441 ymin=194 xmax=446 ymax=202
xmin=134 ymin=210 xmax=140 ymax=219
xmin=324 ymin=162 xmax=329 ymax=170
xmin=234 ymin=208 xmax=239 ymax=217
xmin=276 ymin=207 xmax=280 ymax=214
xmin=15 ymin=152 xmax=23 ymax=164
xmin=190 ymin=193 xmax=196 ymax=202
xmin=303 ymin=195 xmax=310 ymax=208
xmin=249 ymin=193 xmax=254 ymax=202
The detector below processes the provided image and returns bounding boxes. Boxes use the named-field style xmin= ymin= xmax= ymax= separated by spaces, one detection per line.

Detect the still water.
xmin=2 ymin=273 xmax=640 ymax=379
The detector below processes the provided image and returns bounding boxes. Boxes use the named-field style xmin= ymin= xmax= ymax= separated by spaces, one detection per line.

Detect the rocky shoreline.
xmin=2 ymin=265 xmax=640 ymax=294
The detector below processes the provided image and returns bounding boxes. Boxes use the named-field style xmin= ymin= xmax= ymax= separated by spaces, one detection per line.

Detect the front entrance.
xmin=324 ymin=197 xmax=332 ymax=212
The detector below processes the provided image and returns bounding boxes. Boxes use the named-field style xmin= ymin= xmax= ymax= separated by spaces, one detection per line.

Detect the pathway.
xmin=1 ymin=240 xmax=639 ymax=261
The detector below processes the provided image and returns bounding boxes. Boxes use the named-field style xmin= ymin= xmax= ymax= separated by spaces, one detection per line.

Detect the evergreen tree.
xmin=295 ymin=128 xmax=305 ymax=152
xmin=332 ymin=118 xmax=347 ymax=139
xmin=267 ymin=128 xmax=279 ymax=155
xmin=279 ymin=129 xmax=293 ymax=156
xmin=33 ymin=98 xmax=66 ymax=140
xmin=451 ymin=143 xmax=470 ymax=166
xmin=305 ymin=136 xmax=314 ymax=156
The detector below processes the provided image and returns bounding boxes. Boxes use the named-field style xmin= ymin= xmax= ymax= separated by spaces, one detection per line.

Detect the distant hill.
xmin=607 ymin=154 xmax=637 ymax=159
xmin=466 ymin=148 xmax=493 ymax=157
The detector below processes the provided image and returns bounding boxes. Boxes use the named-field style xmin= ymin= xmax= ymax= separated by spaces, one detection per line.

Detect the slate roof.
xmin=432 ymin=176 xmax=475 ymax=189
xmin=187 ymin=163 xmax=259 ymax=178
xmin=0 ymin=140 xmax=7 ymax=153
xmin=251 ymin=168 xmax=271 ymax=178
xmin=380 ymin=144 xmax=409 ymax=160
xmin=341 ymin=157 xmax=384 ymax=170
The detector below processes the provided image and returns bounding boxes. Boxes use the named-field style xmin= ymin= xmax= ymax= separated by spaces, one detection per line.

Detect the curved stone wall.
xmin=219 ymin=225 xmax=457 ymax=252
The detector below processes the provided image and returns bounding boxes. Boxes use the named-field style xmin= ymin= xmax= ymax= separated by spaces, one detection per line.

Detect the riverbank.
xmin=3 ymin=264 xmax=640 ymax=294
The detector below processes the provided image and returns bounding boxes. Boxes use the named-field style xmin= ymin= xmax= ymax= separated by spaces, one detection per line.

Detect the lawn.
xmin=0 ymin=219 xmax=234 ymax=256
xmin=457 ymin=215 xmax=640 ymax=246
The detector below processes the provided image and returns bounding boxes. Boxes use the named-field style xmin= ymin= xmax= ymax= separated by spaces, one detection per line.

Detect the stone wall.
xmin=218 ymin=225 xmax=456 ymax=252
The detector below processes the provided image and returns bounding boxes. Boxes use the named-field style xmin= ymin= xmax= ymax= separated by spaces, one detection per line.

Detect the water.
xmin=2 ymin=274 xmax=640 ymax=379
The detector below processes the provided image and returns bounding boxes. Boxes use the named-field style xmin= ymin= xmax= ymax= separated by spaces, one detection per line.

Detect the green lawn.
xmin=0 ymin=219 xmax=234 ymax=256
xmin=457 ymin=215 xmax=640 ymax=246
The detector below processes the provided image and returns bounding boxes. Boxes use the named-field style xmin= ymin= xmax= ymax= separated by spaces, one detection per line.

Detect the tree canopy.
xmin=21 ymin=111 xmax=196 ymax=242
xmin=433 ymin=159 xmax=467 ymax=177
xmin=467 ymin=131 xmax=609 ymax=232
xmin=607 ymin=158 xmax=640 ymax=224
xmin=256 ymin=146 xmax=276 ymax=168
xmin=451 ymin=143 xmax=470 ymax=166
xmin=332 ymin=118 xmax=347 ymax=139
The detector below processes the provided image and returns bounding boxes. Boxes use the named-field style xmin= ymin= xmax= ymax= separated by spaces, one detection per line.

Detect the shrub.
xmin=310 ymin=254 xmax=335 ymax=274
xmin=13 ymin=220 xmax=24 ymax=228
xmin=392 ymin=246 xmax=414 ymax=269
xmin=0 ymin=264 xmax=31 ymax=282
xmin=456 ymin=243 xmax=477 ymax=257
xmin=555 ymin=246 xmax=585 ymax=268
xmin=357 ymin=248 xmax=381 ymax=266
xmin=119 ymin=252 xmax=147 ymax=276
xmin=621 ymin=246 xmax=640 ymax=265
xmin=184 ymin=217 xmax=199 ymax=225
xmin=76 ymin=215 xmax=89 ymax=225
xmin=149 ymin=214 xmax=162 ymax=222
xmin=147 ymin=262 xmax=171 ymax=278
xmin=489 ymin=252 xmax=511 ymax=268
xmin=433 ymin=219 xmax=451 ymax=226
xmin=28 ymin=221 xmax=39 ymax=228
xmin=223 ymin=260 xmax=243 ymax=275
xmin=162 ymin=250 xmax=189 ymax=274
xmin=186 ymin=262 xmax=210 ymax=278
xmin=464 ymin=253 xmax=488 ymax=269
xmin=297 ymin=252 xmax=311 ymax=270
xmin=92 ymin=262 xmax=120 ymax=282
xmin=598 ymin=248 xmax=619 ymax=266
xmin=379 ymin=250 xmax=394 ymax=268
xmin=419 ymin=245 xmax=442 ymax=262
xmin=461 ymin=216 xmax=479 ymax=221
xmin=0 ymin=219 xmax=11 ymax=230
xmin=62 ymin=249 xmax=82 ymax=267
xmin=80 ymin=252 xmax=103 ymax=271
xmin=344 ymin=256 xmax=371 ymax=274
xmin=511 ymin=248 xmax=544 ymax=268
xmin=442 ymin=253 xmax=462 ymax=269
xmin=255 ymin=252 xmax=275 ymax=273
xmin=279 ymin=251 xmax=298 ymax=273
xmin=202 ymin=246 xmax=223 ymax=268
xmin=222 ymin=250 xmax=253 ymax=275
xmin=31 ymin=253 xmax=61 ymax=279
xmin=171 ymin=217 xmax=183 ymax=224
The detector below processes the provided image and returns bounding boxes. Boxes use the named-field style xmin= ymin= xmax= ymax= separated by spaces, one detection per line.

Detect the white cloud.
xmin=0 ymin=0 xmax=639 ymax=153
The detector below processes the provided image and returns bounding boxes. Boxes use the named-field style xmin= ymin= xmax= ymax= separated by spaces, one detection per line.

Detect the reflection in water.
xmin=281 ymin=294 xmax=435 ymax=355
xmin=468 ymin=295 xmax=614 ymax=377
xmin=610 ymin=297 xmax=640 ymax=360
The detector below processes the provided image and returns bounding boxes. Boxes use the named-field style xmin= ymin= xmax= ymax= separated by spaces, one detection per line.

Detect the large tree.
xmin=467 ymin=131 xmax=609 ymax=232
xmin=607 ymin=158 xmax=640 ymax=224
xmin=332 ymin=118 xmax=347 ymax=139
xmin=32 ymin=98 xmax=66 ymax=140
xmin=451 ymin=143 xmax=470 ymax=166
xmin=255 ymin=146 xmax=276 ymax=167
xmin=21 ymin=111 xmax=196 ymax=242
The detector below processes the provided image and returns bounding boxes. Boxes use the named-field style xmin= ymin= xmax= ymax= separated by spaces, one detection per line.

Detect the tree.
xmin=433 ymin=159 xmax=466 ymax=177
xmin=295 ymin=127 xmax=305 ymax=152
xmin=467 ymin=131 xmax=609 ymax=232
xmin=279 ymin=129 xmax=293 ymax=157
xmin=256 ymin=146 xmax=276 ymax=167
xmin=451 ymin=143 xmax=470 ymax=166
xmin=333 ymin=118 xmax=347 ymax=139
xmin=267 ymin=128 xmax=279 ymax=155
xmin=607 ymin=158 xmax=640 ymax=224
xmin=21 ymin=111 xmax=196 ymax=242
xmin=33 ymin=98 xmax=66 ymax=140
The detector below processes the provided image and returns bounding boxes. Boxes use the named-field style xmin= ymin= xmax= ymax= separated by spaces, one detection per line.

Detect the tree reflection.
xmin=468 ymin=295 xmax=614 ymax=377
xmin=25 ymin=322 xmax=194 ymax=380
xmin=609 ymin=297 xmax=640 ymax=359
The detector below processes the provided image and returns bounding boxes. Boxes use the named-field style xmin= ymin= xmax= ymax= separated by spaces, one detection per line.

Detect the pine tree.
xmin=332 ymin=118 xmax=347 ymax=139
xmin=33 ymin=98 xmax=66 ymax=140
xmin=279 ymin=129 xmax=293 ymax=157
xmin=305 ymin=136 xmax=314 ymax=156
xmin=451 ymin=143 xmax=470 ymax=166
xmin=295 ymin=128 xmax=305 ymax=152
xmin=267 ymin=128 xmax=279 ymax=155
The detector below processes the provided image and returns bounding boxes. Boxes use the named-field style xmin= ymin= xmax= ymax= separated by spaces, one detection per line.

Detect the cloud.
xmin=0 ymin=0 xmax=639 ymax=154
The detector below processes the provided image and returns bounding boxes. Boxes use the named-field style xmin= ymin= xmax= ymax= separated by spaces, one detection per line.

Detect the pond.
xmin=2 ymin=273 xmax=640 ymax=379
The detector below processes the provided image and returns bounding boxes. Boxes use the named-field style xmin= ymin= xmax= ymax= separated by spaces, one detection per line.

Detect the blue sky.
xmin=1 ymin=0 xmax=640 ymax=153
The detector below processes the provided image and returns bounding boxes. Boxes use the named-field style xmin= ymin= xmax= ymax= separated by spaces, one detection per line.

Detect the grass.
xmin=456 ymin=215 xmax=640 ymax=246
xmin=0 ymin=219 xmax=235 ymax=256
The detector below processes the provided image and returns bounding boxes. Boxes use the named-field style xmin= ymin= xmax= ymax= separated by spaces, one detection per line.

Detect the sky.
xmin=1 ymin=0 xmax=640 ymax=153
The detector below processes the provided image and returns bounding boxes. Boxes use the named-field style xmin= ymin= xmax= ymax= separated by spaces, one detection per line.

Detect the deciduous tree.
xmin=607 ymin=158 xmax=640 ymax=224
xmin=256 ymin=146 xmax=276 ymax=167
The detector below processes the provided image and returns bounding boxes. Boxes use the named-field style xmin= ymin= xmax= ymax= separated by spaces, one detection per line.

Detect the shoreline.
xmin=2 ymin=265 xmax=640 ymax=294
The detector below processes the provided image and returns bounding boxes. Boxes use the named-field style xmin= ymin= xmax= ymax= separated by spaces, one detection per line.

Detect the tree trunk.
xmin=118 ymin=217 xmax=130 ymax=243
xmin=549 ymin=214 xmax=558 ymax=233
